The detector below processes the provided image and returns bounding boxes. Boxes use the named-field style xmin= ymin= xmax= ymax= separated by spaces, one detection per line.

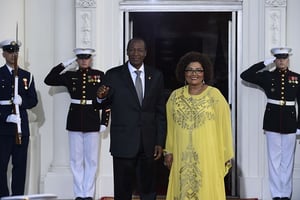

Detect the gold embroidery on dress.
xmin=172 ymin=87 xmax=217 ymax=200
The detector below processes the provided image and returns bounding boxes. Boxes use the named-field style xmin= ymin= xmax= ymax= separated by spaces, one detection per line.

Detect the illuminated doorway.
xmin=120 ymin=2 xmax=242 ymax=196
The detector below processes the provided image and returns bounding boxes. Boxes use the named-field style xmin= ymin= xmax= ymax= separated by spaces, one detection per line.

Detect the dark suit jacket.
xmin=0 ymin=65 xmax=38 ymax=136
xmin=101 ymin=62 xmax=166 ymax=158
xmin=240 ymin=61 xmax=300 ymax=133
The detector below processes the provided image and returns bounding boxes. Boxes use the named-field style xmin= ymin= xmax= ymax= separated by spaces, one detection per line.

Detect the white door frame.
xmin=119 ymin=0 xmax=243 ymax=196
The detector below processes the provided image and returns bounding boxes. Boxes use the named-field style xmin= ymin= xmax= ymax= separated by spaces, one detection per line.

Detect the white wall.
xmin=238 ymin=0 xmax=300 ymax=199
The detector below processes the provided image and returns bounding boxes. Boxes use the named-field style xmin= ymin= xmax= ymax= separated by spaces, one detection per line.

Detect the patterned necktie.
xmin=135 ymin=70 xmax=143 ymax=105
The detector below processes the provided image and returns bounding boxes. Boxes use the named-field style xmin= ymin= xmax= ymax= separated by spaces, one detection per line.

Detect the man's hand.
xmin=62 ymin=57 xmax=77 ymax=67
xmin=97 ymin=85 xmax=110 ymax=99
xmin=13 ymin=94 xmax=22 ymax=105
xmin=153 ymin=145 xmax=163 ymax=160
xmin=6 ymin=114 xmax=21 ymax=124
xmin=263 ymin=57 xmax=276 ymax=66
xmin=99 ymin=125 xmax=107 ymax=133
xmin=59 ymin=57 xmax=77 ymax=75
xmin=164 ymin=153 xmax=173 ymax=170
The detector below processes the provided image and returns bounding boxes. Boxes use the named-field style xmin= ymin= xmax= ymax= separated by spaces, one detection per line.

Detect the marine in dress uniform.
xmin=44 ymin=48 xmax=110 ymax=200
xmin=240 ymin=47 xmax=300 ymax=200
xmin=0 ymin=39 xmax=38 ymax=197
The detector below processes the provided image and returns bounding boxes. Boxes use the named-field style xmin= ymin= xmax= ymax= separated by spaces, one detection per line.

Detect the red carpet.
xmin=100 ymin=197 xmax=258 ymax=200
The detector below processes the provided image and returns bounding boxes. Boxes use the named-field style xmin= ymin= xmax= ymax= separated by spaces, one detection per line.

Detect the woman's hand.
xmin=164 ymin=153 xmax=173 ymax=170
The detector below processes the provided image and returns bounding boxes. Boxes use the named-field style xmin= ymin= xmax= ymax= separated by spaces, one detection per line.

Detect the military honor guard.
xmin=0 ymin=39 xmax=38 ymax=197
xmin=240 ymin=47 xmax=300 ymax=200
xmin=44 ymin=48 xmax=110 ymax=200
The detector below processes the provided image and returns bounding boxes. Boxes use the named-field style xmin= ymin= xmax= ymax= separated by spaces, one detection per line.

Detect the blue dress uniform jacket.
xmin=44 ymin=64 xmax=110 ymax=132
xmin=0 ymin=65 xmax=38 ymax=136
xmin=240 ymin=61 xmax=300 ymax=133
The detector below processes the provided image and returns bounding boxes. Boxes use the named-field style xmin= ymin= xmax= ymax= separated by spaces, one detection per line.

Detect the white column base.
xmin=43 ymin=171 xmax=73 ymax=199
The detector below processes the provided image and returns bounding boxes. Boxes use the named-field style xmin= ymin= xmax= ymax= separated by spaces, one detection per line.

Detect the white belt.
xmin=267 ymin=99 xmax=295 ymax=106
xmin=0 ymin=100 xmax=12 ymax=105
xmin=71 ymin=99 xmax=93 ymax=105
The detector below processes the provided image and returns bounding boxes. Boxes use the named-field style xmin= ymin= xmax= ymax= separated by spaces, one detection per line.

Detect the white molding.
xmin=265 ymin=0 xmax=287 ymax=7
xmin=76 ymin=0 xmax=96 ymax=8
xmin=76 ymin=2 xmax=97 ymax=48
xmin=119 ymin=0 xmax=242 ymax=12
xmin=265 ymin=2 xmax=286 ymax=57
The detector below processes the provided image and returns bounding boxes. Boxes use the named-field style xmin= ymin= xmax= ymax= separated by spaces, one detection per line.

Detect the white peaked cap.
xmin=0 ymin=39 xmax=22 ymax=48
xmin=270 ymin=47 xmax=292 ymax=56
xmin=73 ymin=48 xmax=95 ymax=55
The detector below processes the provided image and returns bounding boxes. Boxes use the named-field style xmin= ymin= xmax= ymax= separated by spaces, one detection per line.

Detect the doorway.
xmin=124 ymin=11 xmax=238 ymax=197
xmin=129 ymin=12 xmax=231 ymax=98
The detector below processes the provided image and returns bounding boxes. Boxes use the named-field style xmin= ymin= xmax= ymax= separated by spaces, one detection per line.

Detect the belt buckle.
xmin=280 ymin=100 xmax=286 ymax=106
xmin=80 ymin=99 xmax=86 ymax=105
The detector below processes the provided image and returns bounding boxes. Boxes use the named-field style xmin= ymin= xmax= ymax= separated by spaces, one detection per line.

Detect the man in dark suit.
xmin=240 ymin=47 xmax=300 ymax=200
xmin=0 ymin=39 xmax=38 ymax=197
xmin=96 ymin=38 xmax=166 ymax=200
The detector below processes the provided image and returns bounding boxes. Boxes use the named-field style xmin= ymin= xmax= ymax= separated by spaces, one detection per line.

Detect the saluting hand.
xmin=97 ymin=85 xmax=110 ymax=99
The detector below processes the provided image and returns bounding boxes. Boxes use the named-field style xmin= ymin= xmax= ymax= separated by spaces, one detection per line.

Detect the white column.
xmin=265 ymin=0 xmax=287 ymax=53
xmin=43 ymin=0 xmax=76 ymax=199
xmin=25 ymin=111 xmax=39 ymax=194
xmin=238 ymin=0 xmax=266 ymax=198
xmin=75 ymin=0 xmax=97 ymax=49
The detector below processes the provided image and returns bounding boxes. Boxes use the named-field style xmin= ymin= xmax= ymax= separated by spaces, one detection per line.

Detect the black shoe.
xmin=84 ymin=197 xmax=93 ymax=200
xmin=272 ymin=198 xmax=280 ymax=200
xmin=75 ymin=197 xmax=84 ymax=200
xmin=281 ymin=198 xmax=290 ymax=200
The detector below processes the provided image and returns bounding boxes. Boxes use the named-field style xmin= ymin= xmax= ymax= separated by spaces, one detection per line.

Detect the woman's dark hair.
xmin=175 ymin=51 xmax=214 ymax=84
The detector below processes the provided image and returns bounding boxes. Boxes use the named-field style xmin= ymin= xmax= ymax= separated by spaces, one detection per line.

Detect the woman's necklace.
xmin=188 ymin=83 xmax=206 ymax=95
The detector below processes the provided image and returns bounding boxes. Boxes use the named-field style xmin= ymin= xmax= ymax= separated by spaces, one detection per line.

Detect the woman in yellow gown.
xmin=164 ymin=51 xmax=234 ymax=200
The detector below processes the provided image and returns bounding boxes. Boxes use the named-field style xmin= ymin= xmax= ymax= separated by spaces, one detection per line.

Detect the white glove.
xmin=60 ymin=57 xmax=77 ymax=75
xmin=13 ymin=94 xmax=22 ymax=105
xmin=99 ymin=125 xmax=107 ymax=133
xmin=6 ymin=114 xmax=21 ymax=124
xmin=296 ymin=129 xmax=300 ymax=135
xmin=263 ymin=57 xmax=276 ymax=66
xmin=62 ymin=57 xmax=77 ymax=67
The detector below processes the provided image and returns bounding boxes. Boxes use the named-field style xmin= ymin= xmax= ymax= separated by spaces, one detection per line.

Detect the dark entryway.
xmin=128 ymin=12 xmax=231 ymax=100
xmin=127 ymin=11 xmax=235 ymax=196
